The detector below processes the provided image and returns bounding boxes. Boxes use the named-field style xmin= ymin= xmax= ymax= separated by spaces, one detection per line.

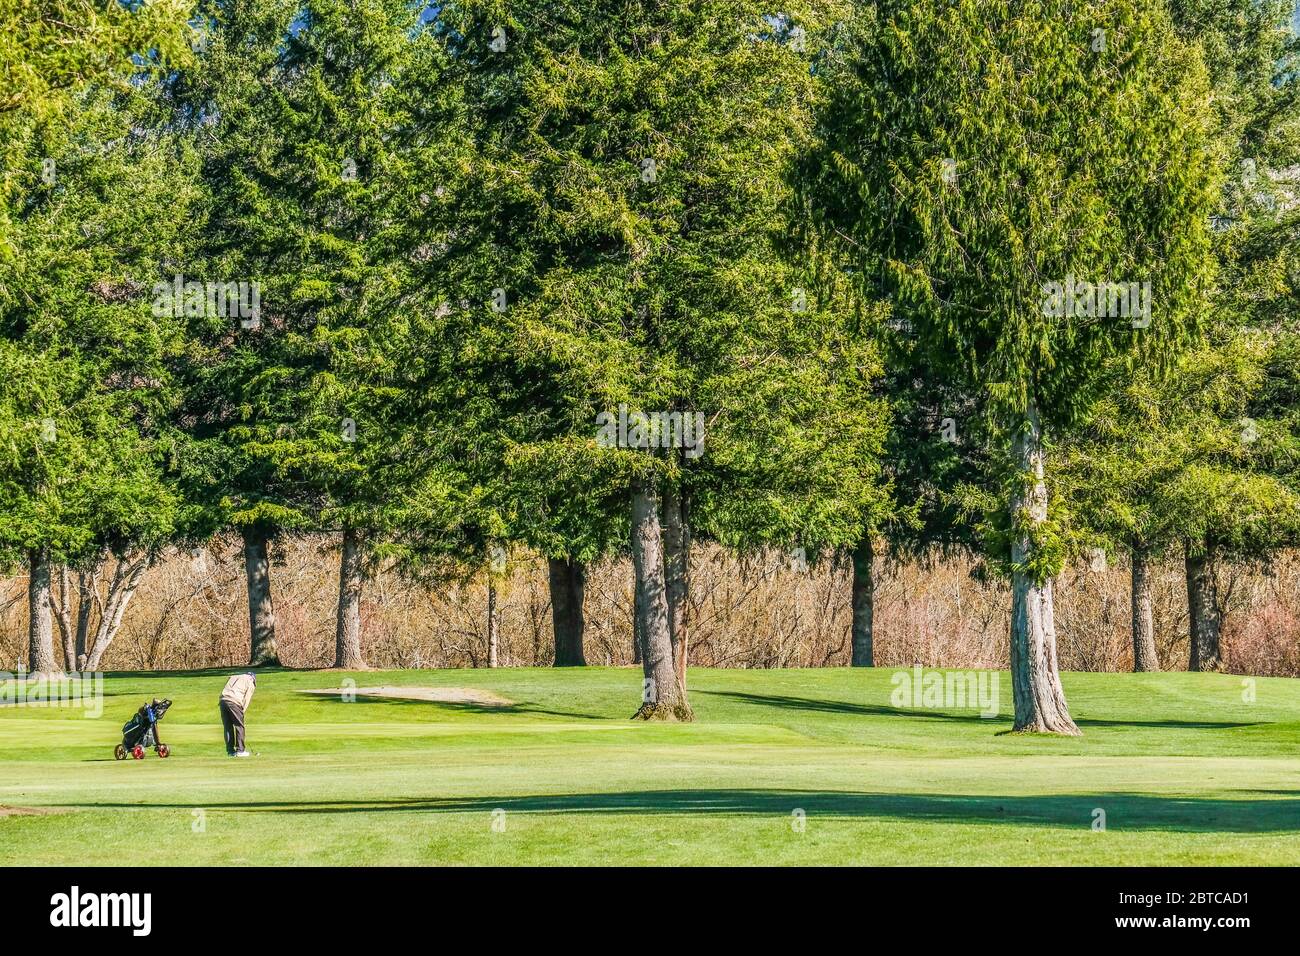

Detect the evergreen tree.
xmin=1061 ymin=0 xmax=1300 ymax=672
xmin=811 ymin=0 xmax=1220 ymax=732
xmin=0 ymin=0 xmax=195 ymax=250
xmin=1060 ymin=334 xmax=1300 ymax=671
xmin=173 ymin=0 xmax=470 ymax=666
xmin=1166 ymin=0 xmax=1300 ymax=670
xmin=0 ymin=82 xmax=197 ymax=674
xmin=439 ymin=0 xmax=884 ymax=716
xmin=0 ymin=0 xmax=194 ymax=117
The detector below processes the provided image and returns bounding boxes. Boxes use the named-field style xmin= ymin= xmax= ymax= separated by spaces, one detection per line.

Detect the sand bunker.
xmin=301 ymin=685 xmax=514 ymax=707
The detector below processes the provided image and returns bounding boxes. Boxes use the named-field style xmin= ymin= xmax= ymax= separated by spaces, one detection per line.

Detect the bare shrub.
xmin=1 ymin=539 xmax=1296 ymax=676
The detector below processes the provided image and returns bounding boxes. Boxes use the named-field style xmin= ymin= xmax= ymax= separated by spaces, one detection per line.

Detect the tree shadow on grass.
xmin=67 ymin=789 xmax=1300 ymax=832
xmin=697 ymin=691 xmax=1262 ymax=730
xmin=299 ymin=692 xmax=603 ymax=721
xmin=96 ymin=668 xmax=297 ymax=679
xmin=696 ymin=690 xmax=997 ymax=723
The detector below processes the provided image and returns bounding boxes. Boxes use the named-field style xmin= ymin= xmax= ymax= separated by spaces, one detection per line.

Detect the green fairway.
xmin=2 ymin=666 xmax=1298 ymax=865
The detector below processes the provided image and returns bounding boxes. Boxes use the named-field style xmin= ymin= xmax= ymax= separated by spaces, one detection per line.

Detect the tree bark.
xmin=1186 ymin=547 xmax=1222 ymax=672
xmin=27 ymin=549 xmax=60 ymax=676
xmin=632 ymin=581 xmax=643 ymax=664
xmin=335 ymin=528 xmax=367 ymax=669
xmin=548 ymin=557 xmax=587 ymax=666
xmin=631 ymin=517 xmax=643 ymax=665
xmin=55 ymin=566 xmax=75 ymax=670
xmin=1008 ymin=403 xmax=1079 ymax=734
xmin=1130 ymin=545 xmax=1159 ymax=672
xmin=630 ymin=478 xmax=692 ymax=720
xmin=74 ymin=553 xmax=103 ymax=670
xmin=242 ymin=527 xmax=280 ymax=666
xmin=851 ymin=537 xmax=875 ymax=666
xmin=661 ymin=486 xmax=690 ymax=690
xmin=84 ymin=552 xmax=149 ymax=671
xmin=487 ymin=577 xmax=500 ymax=668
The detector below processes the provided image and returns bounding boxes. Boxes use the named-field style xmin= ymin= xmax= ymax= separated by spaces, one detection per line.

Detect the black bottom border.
xmin=6 ymin=866 xmax=1283 ymax=939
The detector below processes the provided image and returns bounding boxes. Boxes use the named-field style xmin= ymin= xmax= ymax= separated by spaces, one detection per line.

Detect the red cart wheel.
xmin=132 ymin=745 xmax=145 ymax=759
xmin=156 ymin=744 xmax=170 ymax=758
xmin=114 ymin=744 xmax=127 ymax=761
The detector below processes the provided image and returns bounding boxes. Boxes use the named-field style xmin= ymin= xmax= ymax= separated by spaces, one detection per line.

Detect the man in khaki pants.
xmin=219 ymin=672 xmax=256 ymax=757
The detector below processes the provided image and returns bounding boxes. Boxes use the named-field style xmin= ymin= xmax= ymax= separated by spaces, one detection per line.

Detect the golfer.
xmin=219 ymin=671 xmax=256 ymax=757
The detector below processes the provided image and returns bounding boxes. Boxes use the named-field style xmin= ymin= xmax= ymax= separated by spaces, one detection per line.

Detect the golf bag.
xmin=116 ymin=698 xmax=172 ymax=759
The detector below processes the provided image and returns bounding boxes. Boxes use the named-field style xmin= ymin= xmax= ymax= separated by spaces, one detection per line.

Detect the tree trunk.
xmin=851 ymin=537 xmax=875 ymax=666
xmin=335 ymin=528 xmax=367 ymax=669
xmin=55 ymin=566 xmax=75 ymax=670
xmin=661 ymin=486 xmax=690 ymax=690
xmin=631 ymin=517 xmax=643 ymax=665
xmin=242 ymin=527 xmax=280 ymax=666
xmin=74 ymin=553 xmax=102 ymax=670
xmin=487 ymin=577 xmax=500 ymax=668
xmin=630 ymin=479 xmax=693 ymax=721
xmin=84 ymin=552 xmax=149 ymax=671
xmin=27 ymin=549 xmax=60 ymax=676
xmin=548 ymin=557 xmax=587 ymax=666
xmin=1131 ymin=545 xmax=1159 ymax=672
xmin=632 ymin=582 xmax=643 ymax=664
xmin=1008 ymin=403 xmax=1079 ymax=734
xmin=1186 ymin=547 xmax=1222 ymax=672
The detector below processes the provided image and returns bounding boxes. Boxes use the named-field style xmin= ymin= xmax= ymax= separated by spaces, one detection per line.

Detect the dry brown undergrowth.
xmin=3 ymin=539 xmax=1297 ymax=676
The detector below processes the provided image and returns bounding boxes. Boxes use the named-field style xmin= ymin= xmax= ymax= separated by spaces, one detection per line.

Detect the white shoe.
xmin=234 ymin=750 xmax=252 ymax=758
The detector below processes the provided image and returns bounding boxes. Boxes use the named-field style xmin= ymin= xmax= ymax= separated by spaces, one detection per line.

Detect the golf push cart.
xmin=115 ymin=698 xmax=172 ymax=760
